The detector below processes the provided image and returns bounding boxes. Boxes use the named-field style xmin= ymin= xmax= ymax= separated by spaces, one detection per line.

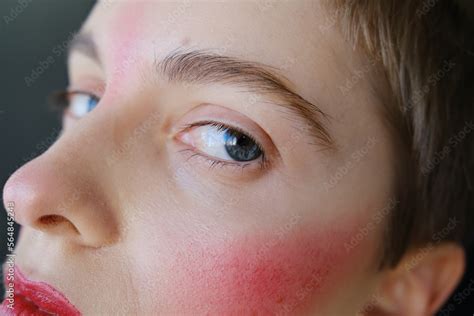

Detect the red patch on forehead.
xmin=105 ymin=1 xmax=146 ymax=84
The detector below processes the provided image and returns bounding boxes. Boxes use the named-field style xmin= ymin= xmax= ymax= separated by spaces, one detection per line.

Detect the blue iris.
xmin=87 ymin=96 xmax=99 ymax=112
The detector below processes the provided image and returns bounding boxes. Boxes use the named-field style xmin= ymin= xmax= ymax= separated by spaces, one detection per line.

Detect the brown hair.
xmin=327 ymin=0 xmax=474 ymax=267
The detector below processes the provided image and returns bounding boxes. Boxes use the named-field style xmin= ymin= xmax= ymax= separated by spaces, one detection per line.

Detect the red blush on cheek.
xmin=169 ymin=225 xmax=365 ymax=315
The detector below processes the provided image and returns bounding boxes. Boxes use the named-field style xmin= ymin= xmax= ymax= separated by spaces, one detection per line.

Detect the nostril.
xmin=39 ymin=215 xmax=66 ymax=225
xmin=38 ymin=215 xmax=80 ymax=234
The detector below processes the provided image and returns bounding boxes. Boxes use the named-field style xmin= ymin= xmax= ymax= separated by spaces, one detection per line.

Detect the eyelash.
xmin=177 ymin=121 xmax=270 ymax=172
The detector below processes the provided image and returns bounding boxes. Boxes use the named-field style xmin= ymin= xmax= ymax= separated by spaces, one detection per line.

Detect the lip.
xmin=1 ymin=266 xmax=81 ymax=316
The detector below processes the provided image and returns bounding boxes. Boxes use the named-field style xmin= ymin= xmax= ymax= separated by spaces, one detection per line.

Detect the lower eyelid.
xmin=175 ymin=145 xmax=268 ymax=177
xmin=179 ymin=148 xmax=253 ymax=169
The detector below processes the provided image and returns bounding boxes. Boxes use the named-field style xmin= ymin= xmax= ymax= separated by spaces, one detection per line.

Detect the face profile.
xmin=2 ymin=1 xmax=473 ymax=315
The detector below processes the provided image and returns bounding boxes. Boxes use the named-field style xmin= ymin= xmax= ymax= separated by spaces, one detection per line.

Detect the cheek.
xmin=167 ymin=222 xmax=369 ymax=315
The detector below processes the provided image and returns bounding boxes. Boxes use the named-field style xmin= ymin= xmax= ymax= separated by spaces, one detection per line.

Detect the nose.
xmin=2 ymin=134 xmax=119 ymax=248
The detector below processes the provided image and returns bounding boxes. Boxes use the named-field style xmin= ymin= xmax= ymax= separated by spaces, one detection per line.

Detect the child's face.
xmin=4 ymin=1 xmax=397 ymax=314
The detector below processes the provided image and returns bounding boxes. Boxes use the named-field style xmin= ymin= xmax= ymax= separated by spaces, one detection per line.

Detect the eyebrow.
xmin=68 ymin=33 xmax=333 ymax=147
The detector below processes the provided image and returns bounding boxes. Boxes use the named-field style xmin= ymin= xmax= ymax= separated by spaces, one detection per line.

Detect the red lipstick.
xmin=1 ymin=267 xmax=80 ymax=316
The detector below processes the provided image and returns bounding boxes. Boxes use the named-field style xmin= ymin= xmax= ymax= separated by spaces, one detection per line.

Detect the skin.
xmin=2 ymin=1 xmax=465 ymax=315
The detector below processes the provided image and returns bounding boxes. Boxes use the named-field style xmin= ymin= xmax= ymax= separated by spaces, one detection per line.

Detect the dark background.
xmin=0 ymin=1 xmax=472 ymax=315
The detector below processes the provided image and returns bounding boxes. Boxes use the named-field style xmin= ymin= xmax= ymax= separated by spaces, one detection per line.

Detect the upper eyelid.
xmin=175 ymin=122 xmax=264 ymax=158
xmin=179 ymin=120 xmax=265 ymax=149
xmin=170 ymin=104 xmax=278 ymax=157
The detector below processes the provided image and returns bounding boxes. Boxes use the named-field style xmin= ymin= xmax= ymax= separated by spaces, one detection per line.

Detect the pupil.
xmin=224 ymin=130 xmax=262 ymax=162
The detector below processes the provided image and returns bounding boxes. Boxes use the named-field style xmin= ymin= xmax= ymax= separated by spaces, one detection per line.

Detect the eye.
xmin=49 ymin=90 xmax=99 ymax=119
xmin=67 ymin=92 xmax=99 ymax=118
xmin=177 ymin=121 xmax=264 ymax=163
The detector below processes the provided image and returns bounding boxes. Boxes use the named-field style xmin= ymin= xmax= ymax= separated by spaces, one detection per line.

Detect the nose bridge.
xmin=2 ymin=115 xmax=120 ymax=248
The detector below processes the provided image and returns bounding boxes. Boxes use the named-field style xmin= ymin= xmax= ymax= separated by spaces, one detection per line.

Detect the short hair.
xmin=326 ymin=0 xmax=474 ymax=267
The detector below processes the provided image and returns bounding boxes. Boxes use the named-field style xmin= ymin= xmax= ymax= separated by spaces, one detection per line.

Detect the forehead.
xmin=81 ymin=0 xmax=351 ymax=100
xmin=86 ymin=1 xmax=327 ymax=53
